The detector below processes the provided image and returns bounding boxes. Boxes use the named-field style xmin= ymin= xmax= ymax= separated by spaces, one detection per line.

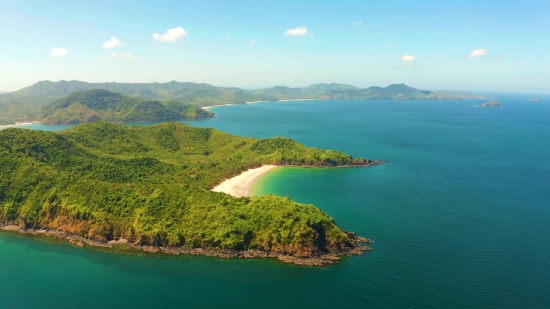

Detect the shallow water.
xmin=1 ymin=97 xmax=549 ymax=308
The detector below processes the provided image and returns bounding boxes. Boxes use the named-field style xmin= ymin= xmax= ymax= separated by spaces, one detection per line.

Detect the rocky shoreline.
xmin=1 ymin=225 xmax=372 ymax=266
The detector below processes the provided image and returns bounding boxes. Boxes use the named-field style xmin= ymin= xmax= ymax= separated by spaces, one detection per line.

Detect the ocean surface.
xmin=1 ymin=96 xmax=549 ymax=308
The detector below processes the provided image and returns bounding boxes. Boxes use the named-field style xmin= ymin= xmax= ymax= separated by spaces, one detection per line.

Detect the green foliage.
xmin=40 ymin=90 xmax=213 ymax=124
xmin=0 ymin=122 xmax=367 ymax=254
xmin=253 ymin=83 xmax=486 ymax=100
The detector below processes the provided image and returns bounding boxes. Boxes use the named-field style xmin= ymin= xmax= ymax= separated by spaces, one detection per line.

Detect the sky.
xmin=0 ymin=0 xmax=549 ymax=93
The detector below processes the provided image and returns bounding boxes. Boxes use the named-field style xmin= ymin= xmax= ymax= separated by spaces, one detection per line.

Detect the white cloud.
xmin=353 ymin=20 xmax=363 ymax=27
xmin=102 ymin=37 xmax=122 ymax=49
xmin=153 ymin=27 xmax=188 ymax=42
xmin=284 ymin=26 xmax=307 ymax=37
xmin=469 ymin=48 xmax=487 ymax=59
xmin=51 ymin=48 xmax=67 ymax=58
xmin=111 ymin=53 xmax=136 ymax=60
xmin=400 ymin=54 xmax=416 ymax=62
xmin=250 ymin=39 xmax=256 ymax=45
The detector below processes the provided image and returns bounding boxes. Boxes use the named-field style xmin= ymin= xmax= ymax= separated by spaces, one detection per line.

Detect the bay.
xmin=1 ymin=97 xmax=549 ymax=308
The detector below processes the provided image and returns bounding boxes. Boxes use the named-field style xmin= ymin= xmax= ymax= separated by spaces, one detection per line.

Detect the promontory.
xmin=0 ymin=122 xmax=382 ymax=265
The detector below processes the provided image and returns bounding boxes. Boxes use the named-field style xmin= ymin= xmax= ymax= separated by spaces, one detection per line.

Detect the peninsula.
xmin=0 ymin=122 xmax=383 ymax=265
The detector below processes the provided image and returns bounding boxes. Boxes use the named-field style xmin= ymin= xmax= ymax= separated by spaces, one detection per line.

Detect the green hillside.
xmin=0 ymin=80 xmax=275 ymax=125
xmin=0 ymin=122 xmax=381 ymax=262
xmin=41 ymin=89 xmax=213 ymax=124
xmin=254 ymin=83 xmax=487 ymax=100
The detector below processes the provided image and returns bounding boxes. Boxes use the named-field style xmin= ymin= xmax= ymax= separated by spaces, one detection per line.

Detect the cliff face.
xmin=0 ymin=122 xmax=378 ymax=264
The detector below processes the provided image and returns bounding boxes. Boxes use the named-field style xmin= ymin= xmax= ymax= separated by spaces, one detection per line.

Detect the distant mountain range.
xmin=0 ymin=80 xmax=491 ymax=125
xmin=254 ymin=83 xmax=491 ymax=100
xmin=41 ymin=89 xmax=213 ymax=124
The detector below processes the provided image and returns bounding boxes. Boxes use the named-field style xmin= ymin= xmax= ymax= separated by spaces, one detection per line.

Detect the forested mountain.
xmin=10 ymin=80 xmax=278 ymax=106
xmin=41 ymin=89 xmax=213 ymax=124
xmin=0 ymin=80 xmax=490 ymax=126
xmin=0 ymin=80 xmax=274 ymax=125
xmin=0 ymin=122 xmax=380 ymax=264
xmin=254 ymin=83 xmax=487 ymax=100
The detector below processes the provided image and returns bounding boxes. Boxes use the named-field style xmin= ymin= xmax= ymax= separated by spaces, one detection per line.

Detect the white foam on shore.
xmin=212 ymin=165 xmax=278 ymax=197
xmin=0 ymin=122 xmax=35 ymax=129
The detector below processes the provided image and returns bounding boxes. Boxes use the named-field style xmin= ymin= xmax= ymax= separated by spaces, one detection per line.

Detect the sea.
xmin=1 ymin=95 xmax=549 ymax=308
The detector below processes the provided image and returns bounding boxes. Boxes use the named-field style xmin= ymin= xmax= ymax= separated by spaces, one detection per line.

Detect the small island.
xmin=481 ymin=101 xmax=503 ymax=107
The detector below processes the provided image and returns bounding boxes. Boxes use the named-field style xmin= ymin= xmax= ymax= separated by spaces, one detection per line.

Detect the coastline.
xmin=1 ymin=225 xmax=372 ymax=266
xmin=203 ymin=99 xmax=316 ymax=110
xmin=0 ymin=122 xmax=35 ymax=129
xmin=212 ymin=165 xmax=278 ymax=197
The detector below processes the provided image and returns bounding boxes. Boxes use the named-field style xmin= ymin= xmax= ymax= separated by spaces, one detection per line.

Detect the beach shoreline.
xmin=212 ymin=165 xmax=278 ymax=197
xmin=0 ymin=122 xmax=35 ymax=129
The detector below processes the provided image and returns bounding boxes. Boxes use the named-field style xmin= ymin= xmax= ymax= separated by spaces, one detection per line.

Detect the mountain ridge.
xmin=40 ymin=89 xmax=213 ymax=124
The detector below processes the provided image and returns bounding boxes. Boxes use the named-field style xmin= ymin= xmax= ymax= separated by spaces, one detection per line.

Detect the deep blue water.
xmin=1 ymin=97 xmax=549 ymax=308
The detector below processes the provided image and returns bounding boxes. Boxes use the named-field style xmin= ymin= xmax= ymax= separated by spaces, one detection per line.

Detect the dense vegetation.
xmin=0 ymin=122 xmax=380 ymax=256
xmin=0 ymin=80 xmax=274 ymax=125
xmin=254 ymin=83 xmax=490 ymax=100
xmin=0 ymin=80 xmax=490 ymax=126
xmin=41 ymin=89 xmax=213 ymax=124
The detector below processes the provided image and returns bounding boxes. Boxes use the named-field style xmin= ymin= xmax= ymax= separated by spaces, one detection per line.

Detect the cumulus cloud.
xmin=493 ymin=54 xmax=502 ymax=61
xmin=353 ymin=20 xmax=363 ymax=27
xmin=111 ymin=53 xmax=136 ymax=60
xmin=51 ymin=48 xmax=67 ymax=58
xmin=284 ymin=26 xmax=307 ymax=36
xmin=153 ymin=27 xmax=188 ymax=42
xmin=400 ymin=54 xmax=416 ymax=62
xmin=469 ymin=48 xmax=487 ymax=58
xmin=250 ymin=39 xmax=256 ymax=45
xmin=102 ymin=37 xmax=122 ymax=49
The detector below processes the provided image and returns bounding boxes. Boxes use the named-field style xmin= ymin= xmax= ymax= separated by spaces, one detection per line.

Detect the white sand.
xmin=202 ymin=104 xmax=235 ymax=110
xmin=245 ymin=100 xmax=270 ymax=104
xmin=212 ymin=165 xmax=278 ymax=197
xmin=278 ymin=99 xmax=315 ymax=102
xmin=0 ymin=122 xmax=35 ymax=129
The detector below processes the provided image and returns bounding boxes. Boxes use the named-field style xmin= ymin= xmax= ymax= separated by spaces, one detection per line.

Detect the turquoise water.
xmin=1 ymin=97 xmax=549 ymax=308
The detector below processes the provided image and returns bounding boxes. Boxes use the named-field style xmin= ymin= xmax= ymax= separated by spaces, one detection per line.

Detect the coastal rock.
xmin=1 ymin=222 xmax=374 ymax=267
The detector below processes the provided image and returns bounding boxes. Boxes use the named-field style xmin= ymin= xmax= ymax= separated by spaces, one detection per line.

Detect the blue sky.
xmin=0 ymin=0 xmax=548 ymax=92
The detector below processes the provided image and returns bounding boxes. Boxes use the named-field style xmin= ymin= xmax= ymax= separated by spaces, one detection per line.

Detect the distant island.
xmin=528 ymin=98 xmax=540 ymax=102
xmin=0 ymin=122 xmax=383 ymax=265
xmin=0 ymin=80 xmax=490 ymax=126
xmin=481 ymin=101 xmax=503 ymax=107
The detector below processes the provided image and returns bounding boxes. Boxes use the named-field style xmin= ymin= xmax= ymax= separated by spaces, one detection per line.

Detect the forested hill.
xmin=0 ymin=122 xmax=381 ymax=263
xmin=0 ymin=80 xmax=275 ymax=125
xmin=254 ymin=83 xmax=489 ymax=100
xmin=41 ymin=89 xmax=213 ymax=124
xmin=10 ymin=80 xmax=278 ymax=106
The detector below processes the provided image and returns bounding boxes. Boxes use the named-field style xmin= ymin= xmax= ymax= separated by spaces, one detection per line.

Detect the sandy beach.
xmin=245 ymin=100 xmax=270 ymax=104
xmin=0 ymin=122 xmax=35 ymax=129
xmin=202 ymin=104 xmax=235 ymax=110
xmin=212 ymin=165 xmax=277 ymax=197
